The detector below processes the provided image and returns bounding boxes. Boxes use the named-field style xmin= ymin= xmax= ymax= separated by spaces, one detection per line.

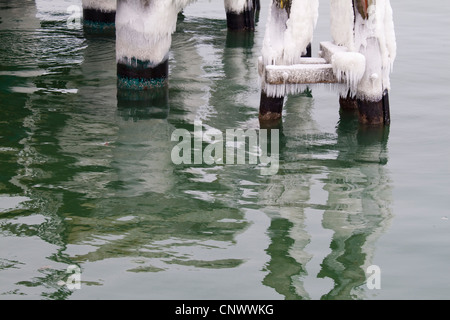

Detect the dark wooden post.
xmin=82 ymin=0 xmax=116 ymax=30
xmin=259 ymin=1 xmax=290 ymax=123
xmin=225 ymin=0 xmax=258 ymax=31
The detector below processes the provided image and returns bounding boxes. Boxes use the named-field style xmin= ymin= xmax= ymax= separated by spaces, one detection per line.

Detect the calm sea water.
xmin=0 ymin=0 xmax=449 ymax=300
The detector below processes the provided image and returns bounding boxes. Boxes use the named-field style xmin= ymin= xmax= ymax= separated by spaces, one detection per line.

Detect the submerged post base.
xmin=117 ymin=59 xmax=169 ymax=91
xmin=339 ymin=93 xmax=359 ymax=112
xmin=357 ymin=90 xmax=391 ymax=126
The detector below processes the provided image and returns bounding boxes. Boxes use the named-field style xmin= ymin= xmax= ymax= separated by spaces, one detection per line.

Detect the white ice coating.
xmin=262 ymin=0 xmax=319 ymax=66
xmin=332 ymin=51 xmax=366 ymax=97
xmin=224 ymin=0 xmax=252 ymax=13
xmin=261 ymin=0 xmax=396 ymax=100
xmin=330 ymin=0 xmax=397 ymax=101
xmin=116 ymin=0 xmax=196 ymax=65
xmin=330 ymin=0 xmax=355 ymax=51
xmin=82 ymin=0 xmax=117 ymax=12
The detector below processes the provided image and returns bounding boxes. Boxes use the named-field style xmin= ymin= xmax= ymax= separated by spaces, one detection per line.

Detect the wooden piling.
xmin=82 ymin=0 xmax=116 ymax=31
xmin=259 ymin=91 xmax=284 ymax=122
xmin=352 ymin=0 xmax=391 ymax=125
xmin=357 ymin=90 xmax=390 ymax=125
xmin=226 ymin=0 xmax=258 ymax=31
xmin=117 ymin=59 xmax=169 ymax=91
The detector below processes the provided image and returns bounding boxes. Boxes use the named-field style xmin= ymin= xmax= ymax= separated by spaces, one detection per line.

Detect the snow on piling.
xmin=115 ymin=0 xmax=196 ymax=90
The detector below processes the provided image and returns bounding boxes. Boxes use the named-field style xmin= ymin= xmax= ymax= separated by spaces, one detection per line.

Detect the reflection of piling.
xmin=319 ymin=110 xmax=392 ymax=299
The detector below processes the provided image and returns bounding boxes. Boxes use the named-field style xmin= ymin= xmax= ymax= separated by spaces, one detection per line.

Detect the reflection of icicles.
xmin=259 ymin=97 xmax=321 ymax=299
xmin=170 ymin=18 xmax=216 ymax=124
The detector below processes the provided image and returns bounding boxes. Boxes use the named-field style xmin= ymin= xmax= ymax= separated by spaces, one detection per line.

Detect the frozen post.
xmin=224 ymin=0 xmax=260 ymax=31
xmin=115 ymin=0 xmax=194 ymax=91
xmin=259 ymin=0 xmax=319 ymax=123
xmin=330 ymin=0 xmax=396 ymax=125
xmin=82 ymin=0 xmax=116 ymax=29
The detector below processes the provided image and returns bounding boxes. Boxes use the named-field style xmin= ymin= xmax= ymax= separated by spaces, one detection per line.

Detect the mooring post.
xmin=224 ymin=0 xmax=259 ymax=31
xmin=259 ymin=0 xmax=318 ymax=123
xmin=115 ymin=1 xmax=192 ymax=91
xmin=331 ymin=0 xmax=396 ymax=125
xmin=82 ymin=0 xmax=116 ymax=30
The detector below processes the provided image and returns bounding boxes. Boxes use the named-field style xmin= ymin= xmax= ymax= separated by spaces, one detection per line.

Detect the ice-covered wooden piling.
xmin=259 ymin=0 xmax=319 ymax=122
xmin=115 ymin=1 xmax=197 ymax=90
xmin=259 ymin=0 xmax=396 ymax=126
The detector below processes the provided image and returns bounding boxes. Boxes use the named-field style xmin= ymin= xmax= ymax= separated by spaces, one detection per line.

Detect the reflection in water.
xmin=319 ymin=118 xmax=392 ymax=300
xmin=260 ymin=95 xmax=319 ymax=300
xmin=260 ymin=96 xmax=393 ymax=300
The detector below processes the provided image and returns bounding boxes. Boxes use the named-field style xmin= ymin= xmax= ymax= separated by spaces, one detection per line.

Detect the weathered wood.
xmin=117 ymin=59 xmax=169 ymax=90
xmin=265 ymin=63 xmax=336 ymax=85
xmin=226 ymin=0 xmax=257 ymax=31
xmin=226 ymin=10 xmax=256 ymax=31
xmin=259 ymin=91 xmax=284 ymax=121
xmin=339 ymin=92 xmax=359 ymax=111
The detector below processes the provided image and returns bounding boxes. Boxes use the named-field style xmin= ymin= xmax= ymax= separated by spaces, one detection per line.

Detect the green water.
xmin=0 ymin=0 xmax=449 ymax=300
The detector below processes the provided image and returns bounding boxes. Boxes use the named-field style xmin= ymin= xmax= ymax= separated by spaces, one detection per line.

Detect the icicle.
xmin=262 ymin=0 xmax=319 ymax=66
xmin=332 ymin=52 xmax=366 ymax=97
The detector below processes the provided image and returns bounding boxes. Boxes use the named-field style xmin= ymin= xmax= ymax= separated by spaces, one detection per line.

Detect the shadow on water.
xmin=261 ymin=94 xmax=393 ymax=300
